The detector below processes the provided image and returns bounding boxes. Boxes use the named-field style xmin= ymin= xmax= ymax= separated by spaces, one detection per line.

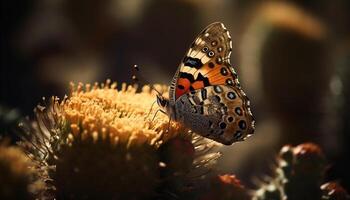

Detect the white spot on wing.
xmin=196 ymin=38 xmax=204 ymax=45
xmin=220 ymin=23 xmax=226 ymax=29
xmin=227 ymin=31 xmax=231 ymax=38
xmin=201 ymin=56 xmax=210 ymax=64
xmin=193 ymin=71 xmax=201 ymax=79
xmin=196 ymin=91 xmax=203 ymax=102
xmin=182 ymin=66 xmax=201 ymax=79
xmin=227 ymin=51 xmax=232 ymax=60
xmin=195 ymin=38 xmax=200 ymax=44
xmin=194 ymin=51 xmax=205 ymax=59
xmin=182 ymin=66 xmax=192 ymax=73
xmin=189 ymin=50 xmax=198 ymax=57
xmin=230 ymin=66 xmax=236 ymax=73
xmin=188 ymin=96 xmax=196 ymax=105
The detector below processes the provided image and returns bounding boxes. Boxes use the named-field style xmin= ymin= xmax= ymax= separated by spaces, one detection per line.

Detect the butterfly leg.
xmin=150 ymin=108 xmax=167 ymax=123
xmin=150 ymin=109 xmax=167 ymax=131
xmin=144 ymin=100 xmax=157 ymax=120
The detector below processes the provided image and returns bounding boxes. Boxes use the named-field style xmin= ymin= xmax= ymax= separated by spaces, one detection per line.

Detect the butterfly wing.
xmin=169 ymin=22 xmax=238 ymax=103
xmin=168 ymin=22 xmax=255 ymax=144
xmin=174 ymin=85 xmax=255 ymax=145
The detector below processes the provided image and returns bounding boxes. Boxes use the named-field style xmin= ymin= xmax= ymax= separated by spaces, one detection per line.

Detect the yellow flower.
xmin=20 ymin=80 xmax=219 ymax=199
xmin=61 ymin=80 xmax=185 ymax=147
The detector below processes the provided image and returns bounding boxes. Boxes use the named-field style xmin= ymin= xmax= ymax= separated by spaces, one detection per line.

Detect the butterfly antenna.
xmin=132 ymin=64 xmax=163 ymax=96
xmin=132 ymin=64 xmax=163 ymax=122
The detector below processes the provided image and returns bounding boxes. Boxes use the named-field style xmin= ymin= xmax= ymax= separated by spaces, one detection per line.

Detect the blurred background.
xmin=1 ymin=0 xmax=349 ymax=191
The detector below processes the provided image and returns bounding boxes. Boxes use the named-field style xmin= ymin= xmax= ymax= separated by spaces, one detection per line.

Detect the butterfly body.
xmin=157 ymin=22 xmax=255 ymax=145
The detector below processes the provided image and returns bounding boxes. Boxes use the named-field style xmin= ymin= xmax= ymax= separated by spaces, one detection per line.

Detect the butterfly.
xmin=156 ymin=22 xmax=255 ymax=145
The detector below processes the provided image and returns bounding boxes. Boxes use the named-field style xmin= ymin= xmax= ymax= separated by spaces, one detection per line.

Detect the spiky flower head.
xmin=20 ymin=80 xmax=220 ymax=199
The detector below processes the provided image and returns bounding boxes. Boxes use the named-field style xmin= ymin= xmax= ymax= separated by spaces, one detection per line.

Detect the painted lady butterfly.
xmin=156 ymin=22 xmax=255 ymax=145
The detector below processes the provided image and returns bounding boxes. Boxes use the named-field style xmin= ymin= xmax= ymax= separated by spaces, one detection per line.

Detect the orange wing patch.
xmin=175 ymin=78 xmax=190 ymax=99
xmin=175 ymin=79 xmax=206 ymax=99
xmin=198 ymin=62 xmax=236 ymax=86
xmin=175 ymin=62 xmax=236 ymax=99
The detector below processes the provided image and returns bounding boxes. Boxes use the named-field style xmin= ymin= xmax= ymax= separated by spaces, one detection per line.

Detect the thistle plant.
xmin=18 ymin=80 xmax=221 ymax=199
xmin=253 ymin=143 xmax=349 ymax=200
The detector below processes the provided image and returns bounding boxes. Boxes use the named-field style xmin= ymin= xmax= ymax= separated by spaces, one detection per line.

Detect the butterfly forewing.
xmin=171 ymin=22 xmax=238 ymax=101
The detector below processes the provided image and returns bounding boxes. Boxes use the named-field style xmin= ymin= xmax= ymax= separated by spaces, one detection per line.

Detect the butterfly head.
xmin=157 ymin=94 xmax=178 ymax=119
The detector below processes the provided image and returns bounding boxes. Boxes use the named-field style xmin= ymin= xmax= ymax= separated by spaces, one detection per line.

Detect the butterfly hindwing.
xmin=174 ymin=85 xmax=255 ymax=144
